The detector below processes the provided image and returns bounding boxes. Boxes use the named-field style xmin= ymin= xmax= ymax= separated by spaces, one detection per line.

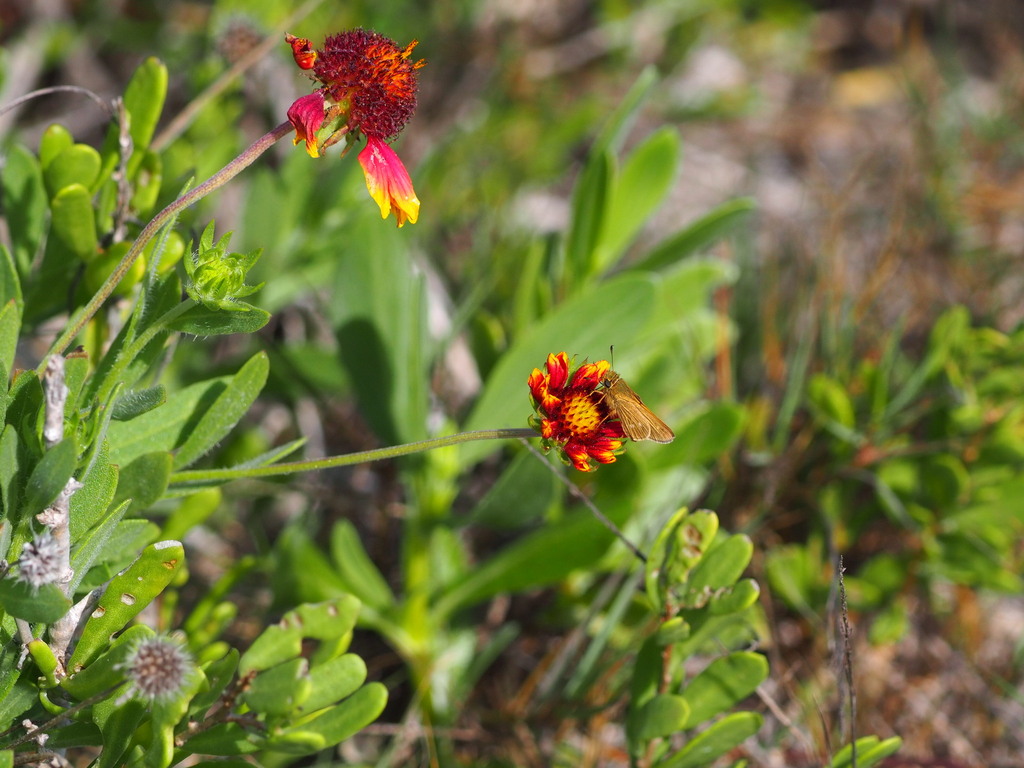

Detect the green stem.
xmin=43 ymin=121 xmax=294 ymax=367
xmin=170 ymin=428 xmax=538 ymax=484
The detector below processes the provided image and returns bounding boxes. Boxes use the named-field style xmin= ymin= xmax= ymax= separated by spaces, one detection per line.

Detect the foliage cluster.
xmin=0 ymin=0 xmax=1020 ymax=766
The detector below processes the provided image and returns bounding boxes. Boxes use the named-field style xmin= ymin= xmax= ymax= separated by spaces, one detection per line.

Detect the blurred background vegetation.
xmin=2 ymin=0 xmax=1023 ymax=765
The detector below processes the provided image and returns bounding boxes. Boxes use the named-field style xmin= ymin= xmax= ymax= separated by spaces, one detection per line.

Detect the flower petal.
xmin=545 ymin=352 xmax=570 ymax=391
xmin=285 ymin=33 xmax=318 ymax=70
xmin=357 ymin=135 xmax=420 ymax=226
xmin=287 ymin=92 xmax=327 ymax=158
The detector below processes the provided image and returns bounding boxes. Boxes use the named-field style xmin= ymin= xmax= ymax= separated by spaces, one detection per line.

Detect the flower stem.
xmin=170 ymin=428 xmax=538 ymax=485
xmin=43 ymin=121 xmax=294 ymax=367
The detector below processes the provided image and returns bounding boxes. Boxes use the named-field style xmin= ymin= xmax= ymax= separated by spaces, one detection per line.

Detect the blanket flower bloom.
xmin=528 ymin=352 xmax=626 ymax=472
xmin=285 ymin=29 xmax=425 ymax=226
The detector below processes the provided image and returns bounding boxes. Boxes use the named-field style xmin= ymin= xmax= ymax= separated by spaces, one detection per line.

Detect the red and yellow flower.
xmin=528 ymin=352 xmax=626 ymax=472
xmin=285 ymin=29 xmax=425 ymax=226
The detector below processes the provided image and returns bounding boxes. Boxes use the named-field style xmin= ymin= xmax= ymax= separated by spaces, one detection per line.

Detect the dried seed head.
xmin=16 ymin=533 xmax=63 ymax=589
xmin=123 ymin=635 xmax=195 ymax=703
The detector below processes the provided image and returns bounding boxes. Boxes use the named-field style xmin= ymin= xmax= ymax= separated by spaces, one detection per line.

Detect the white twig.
xmin=42 ymin=356 xmax=68 ymax=448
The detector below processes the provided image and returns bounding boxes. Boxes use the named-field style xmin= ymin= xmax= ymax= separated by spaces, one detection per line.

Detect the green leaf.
xmin=107 ymin=380 xmax=222 ymax=467
xmin=830 ymin=736 xmax=902 ymax=768
xmin=808 ymin=373 xmax=857 ymax=431
xmin=131 ymin=149 xmax=162 ymax=213
xmin=0 ymin=580 xmax=70 ymax=623
xmin=272 ymin=682 xmax=387 ymax=754
xmin=191 ymin=649 xmax=239 ymax=715
xmin=294 ymin=596 xmax=362 ymax=642
xmin=41 ymin=721 xmax=102 ymax=749
xmin=0 ymin=425 xmax=20 ymax=520
xmin=22 ymin=438 xmax=78 ymax=519
xmin=329 ymin=521 xmax=395 ymax=612
xmin=662 ymin=712 xmax=763 ymax=768
xmin=69 ymin=499 xmax=131 ymax=595
xmin=565 ymin=148 xmax=612 ymax=280
xmin=161 ymin=488 xmax=221 ymax=542
xmin=595 ymin=128 xmax=679 ymax=272
xmin=64 ymin=348 xmax=89 ymax=408
xmin=628 ymin=637 xmax=667 ymax=746
xmin=645 ymin=509 xmax=718 ymax=614
xmin=437 ymin=508 xmax=622 ymax=618
xmin=42 ymin=144 xmax=102 ymax=198
xmin=653 ymin=401 xmax=745 ymax=469
xmin=239 ymin=596 xmax=361 ymax=675
xmin=329 ymin=217 xmax=428 ymax=445
xmin=681 ymin=652 xmax=768 ymax=728
xmin=49 ymin=183 xmax=98 ymax=261
xmin=123 ymin=57 xmax=168 ymax=151
xmin=920 ymin=454 xmax=969 ymax=511
xmin=96 ymin=697 xmax=146 ymax=768
xmin=593 ymin=66 xmax=659 ymax=155
xmin=172 ymin=352 xmax=269 ymax=469
xmin=302 ymin=654 xmax=367 ymax=713
xmin=181 ymin=723 xmax=262 ymax=756
xmin=632 ymin=694 xmax=691 ymax=741
xmin=69 ymin=445 xmax=119 ymax=542
xmin=39 ymin=124 xmax=74 ymax=168
xmin=0 ymin=249 xmax=22 ymax=320
xmin=242 ymin=658 xmax=311 ymax=717
xmin=0 ymin=143 xmax=47 ymax=275
xmin=0 ymin=678 xmax=34 ymax=730
xmin=81 ymin=519 xmax=161 ymax=580
xmin=683 ymin=533 xmax=754 ymax=605
xmin=107 ymin=358 xmax=266 ymax=469
xmin=765 ymin=543 xmax=826 ymax=619
xmin=468 ymin=450 xmax=557 ymax=529
xmin=28 ymin=639 xmax=59 ymax=687
xmin=60 ymin=624 xmax=153 ymax=700
xmin=636 ymin=197 xmax=756 ymax=271
xmin=462 ymin=273 xmax=658 ymax=466
xmin=111 ymin=386 xmax=167 ymax=421
xmin=239 ymin=624 xmax=301 ymax=677
xmin=166 ymin=303 xmax=271 ymax=336
xmin=68 ymin=540 xmax=185 ymax=670
xmin=114 ymin=451 xmax=173 ymax=512
xmin=0 ymin=301 xmax=18 ymax=392
xmin=272 ymin=526 xmax=352 ymax=607
xmin=708 ymin=578 xmax=761 ymax=615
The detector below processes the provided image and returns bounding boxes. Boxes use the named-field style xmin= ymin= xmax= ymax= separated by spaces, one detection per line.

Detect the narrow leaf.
xmin=23 ymin=438 xmax=78 ymax=519
xmin=1 ymin=144 xmax=47 ymax=274
xmin=662 ymin=712 xmax=763 ymax=768
xmin=274 ymin=682 xmax=387 ymax=753
xmin=681 ymin=652 xmax=768 ymax=727
xmin=636 ymin=197 xmax=756 ymax=271
xmin=329 ymin=521 xmax=395 ymax=611
xmin=0 ymin=580 xmax=70 ymax=623
xmin=172 ymin=352 xmax=269 ymax=469
xmin=167 ymin=304 xmax=270 ymax=336
xmin=68 ymin=540 xmax=185 ymax=670
xmin=633 ymin=694 xmax=691 ymax=740
xmin=49 ymin=184 xmax=98 ymax=261
xmin=595 ymin=127 xmax=680 ymax=271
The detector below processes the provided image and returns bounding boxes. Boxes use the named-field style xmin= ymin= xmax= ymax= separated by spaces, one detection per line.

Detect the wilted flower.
xmin=285 ymin=29 xmax=425 ymax=226
xmin=528 ymin=352 xmax=626 ymax=472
